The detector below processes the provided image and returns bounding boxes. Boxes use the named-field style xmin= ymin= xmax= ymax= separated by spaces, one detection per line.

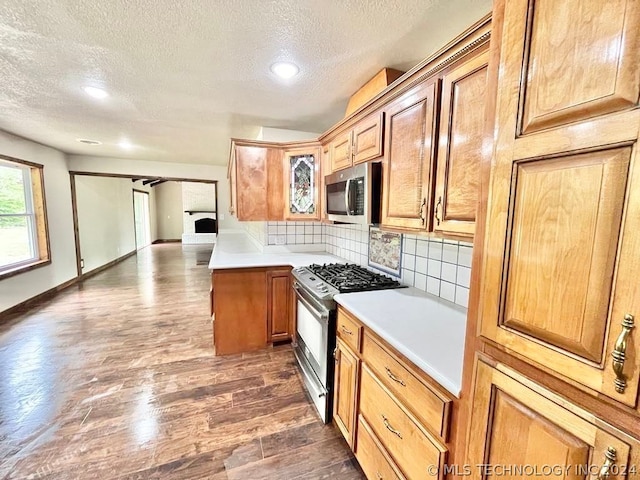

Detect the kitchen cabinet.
xmin=433 ymin=49 xmax=489 ymax=237
xmin=479 ymin=0 xmax=640 ymax=407
xmin=467 ymin=359 xmax=640 ymax=480
xmin=267 ymin=268 xmax=292 ymax=343
xmin=284 ymin=147 xmax=321 ymax=221
xmin=228 ymin=140 xmax=321 ymax=221
xmin=212 ymin=268 xmax=268 ymax=355
xmin=329 ymin=112 xmax=385 ymax=173
xmin=333 ymin=337 xmax=360 ymax=448
xmin=333 ymin=306 xmax=453 ymax=479
xmin=228 ymin=142 xmax=284 ymax=221
xmin=212 ymin=266 xmax=293 ymax=355
xmin=380 ymin=79 xmax=439 ymax=231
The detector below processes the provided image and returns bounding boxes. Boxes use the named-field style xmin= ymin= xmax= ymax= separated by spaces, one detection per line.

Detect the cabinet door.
xmin=433 ymin=49 xmax=489 ymax=237
xmin=480 ymin=0 xmax=640 ymax=407
xmin=334 ymin=339 xmax=359 ymax=448
xmin=353 ymin=112 xmax=384 ymax=165
xmin=467 ymin=360 xmax=638 ymax=480
xmin=284 ymin=147 xmax=321 ymax=221
xmin=235 ymin=145 xmax=268 ymax=220
xmin=265 ymin=147 xmax=285 ymax=221
xmin=267 ymin=269 xmax=291 ymax=342
xmin=330 ymin=131 xmax=353 ymax=173
xmin=381 ymin=79 xmax=439 ymax=230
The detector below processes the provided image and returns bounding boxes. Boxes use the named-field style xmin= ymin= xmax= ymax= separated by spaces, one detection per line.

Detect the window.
xmin=0 ymin=156 xmax=50 ymax=277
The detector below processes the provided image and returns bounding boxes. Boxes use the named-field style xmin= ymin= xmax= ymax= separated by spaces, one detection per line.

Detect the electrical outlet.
xmin=275 ymin=235 xmax=286 ymax=245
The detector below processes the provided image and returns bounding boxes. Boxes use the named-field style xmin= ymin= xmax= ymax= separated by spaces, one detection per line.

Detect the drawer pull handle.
xmin=611 ymin=314 xmax=634 ymax=393
xmin=385 ymin=367 xmax=406 ymax=386
xmin=597 ymin=447 xmax=617 ymax=480
xmin=382 ymin=415 xmax=402 ymax=439
xmin=341 ymin=326 xmax=353 ymax=335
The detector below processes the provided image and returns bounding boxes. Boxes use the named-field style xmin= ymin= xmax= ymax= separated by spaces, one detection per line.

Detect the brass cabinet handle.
xmin=385 ymin=367 xmax=406 ymax=386
xmin=340 ymin=326 xmax=353 ymax=336
xmin=419 ymin=197 xmax=427 ymax=225
xmin=611 ymin=314 xmax=634 ymax=393
xmin=435 ymin=196 xmax=442 ymax=226
xmin=382 ymin=415 xmax=402 ymax=439
xmin=597 ymin=447 xmax=617 ymax=480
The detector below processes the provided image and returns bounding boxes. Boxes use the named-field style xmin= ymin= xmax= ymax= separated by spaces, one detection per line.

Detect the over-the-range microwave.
xmin=325 ymin=162 xmax=381 ymax=225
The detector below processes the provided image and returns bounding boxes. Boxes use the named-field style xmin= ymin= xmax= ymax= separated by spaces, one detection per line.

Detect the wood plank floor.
xmin=0 ymin=244 xmax=364 ymax=480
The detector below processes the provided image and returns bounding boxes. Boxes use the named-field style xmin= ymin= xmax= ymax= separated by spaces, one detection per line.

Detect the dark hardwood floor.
xmin=0 ymin=244 xmax=363 ymax=479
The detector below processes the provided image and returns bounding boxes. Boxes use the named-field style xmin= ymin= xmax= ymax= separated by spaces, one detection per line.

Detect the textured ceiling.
xmin=0 ymin=0 xmax=492 ymax=165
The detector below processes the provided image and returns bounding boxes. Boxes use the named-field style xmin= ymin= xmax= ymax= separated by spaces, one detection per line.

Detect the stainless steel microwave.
xmin=325 ymin=162 xmax=381 ymax=225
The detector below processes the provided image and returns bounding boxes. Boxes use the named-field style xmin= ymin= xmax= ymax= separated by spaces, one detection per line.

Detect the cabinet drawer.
xmin=356 ymin=415 xmax=405 ymax=480
xmin=337 ymin=309 xmax=362 ymax=353
xmin=360 ymin=365 xmax=446 ymax=480
xmin=362 ymin=333 xmax=451 ymax=440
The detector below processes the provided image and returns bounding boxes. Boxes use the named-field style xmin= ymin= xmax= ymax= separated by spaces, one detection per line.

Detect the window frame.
xmin=0 ymin=155 xmax=51 ymax=280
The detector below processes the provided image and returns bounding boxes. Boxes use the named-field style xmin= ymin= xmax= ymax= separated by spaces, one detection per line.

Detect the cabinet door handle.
xmin=385 ymin=367 xmax=406 ymax=386
xmin=596 ymin=447 xmax=617 ymax=480
xmin=376 ymin=472 xmax=383 ymax=480
xmin=611 ymin=314 xmax=634 ymax=393
xmin=382 ymin=415 xmax=402 ymax=439
xmin=435 ymin=196 xmax=442 ymax=226
xmin=341 ymin=326 xmax=353 ymax=336
xmin=419 ymin=197 xmax=426 ymax=225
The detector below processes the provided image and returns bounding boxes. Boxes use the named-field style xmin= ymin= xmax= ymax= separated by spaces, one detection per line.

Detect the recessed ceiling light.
xmin=77 ymin=138 xmax=102 ymax=145
xmin=83 ymin=86 xmax=109 ymax=99
xmin=270 ymin=62 xmax=299 ymax=79
xmin=119 ymin=140 xmax=133 ymax=150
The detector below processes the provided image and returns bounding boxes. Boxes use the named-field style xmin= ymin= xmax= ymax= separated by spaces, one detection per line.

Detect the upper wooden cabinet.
xmin=328 ymin=112 xmax=385 ymax=173
xmin=467 ymin=359 xmax=640 ymax=480
xmin=228 ymin=140 xmax=321 ymax=221
xmin=518 ymin=0 xmax=639 ymax=135
xmin=433 ymin=49 xmax=489 ymax=237
xmin=381 ymin=79 xmax=439 ymax=231
xmin=283 ymin=146 xmax=321 ymax=221
xmin=480 ymin=0 xmax=640 ymax=407
xmin=229 ymin=143 xmax=284 ymax=221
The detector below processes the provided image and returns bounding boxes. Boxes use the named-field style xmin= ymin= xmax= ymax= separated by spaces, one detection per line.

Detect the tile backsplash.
xmin=239 ymin=221 xmax=473 ymax=308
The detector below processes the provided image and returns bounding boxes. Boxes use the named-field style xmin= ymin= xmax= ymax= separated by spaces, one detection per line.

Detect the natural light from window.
xmin=0 ymin=158 xmax=48 ymax=275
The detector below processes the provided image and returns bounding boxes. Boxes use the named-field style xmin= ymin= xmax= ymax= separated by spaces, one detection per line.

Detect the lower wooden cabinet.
xmin=267 ymin=268 xmax=292 ymax=343
xmin=333 ymin=306 xmax=451 ymax=480
xmin=356 ymin=415 xmax=406 ymax=480
xmin=334 ymin=338 xmax=360 ymax=448
xmin=467 ymin=358 xmax=640 ymax=480
xmin=212 ymin=266 xmax=293 ymax=355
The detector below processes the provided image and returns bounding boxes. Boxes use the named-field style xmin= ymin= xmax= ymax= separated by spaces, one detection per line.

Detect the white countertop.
xmin=210 ymin=231 xmax=467 ymax=397
xmin=209 ymin=231 xmax=343 ymax=269
xmin=334 ymin=288 xmax=467 ymax=397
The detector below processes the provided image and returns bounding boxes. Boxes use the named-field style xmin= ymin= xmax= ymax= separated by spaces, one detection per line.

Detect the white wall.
xmin=75 ymin=176 xmax=137 ymax=274
xmin=155 ymin=182 xmax=183 ymax=240
xmin=66 ymin=155 xmax=240 ymax=231
xmin=257 ymin=127 xmax=320 ymax=142
xmin=0 ymin=131 xmax=77 ymax=313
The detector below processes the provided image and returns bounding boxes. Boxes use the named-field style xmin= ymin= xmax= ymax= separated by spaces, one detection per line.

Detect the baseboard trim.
xmin=1 ymin=250 xmax=137 ymax=320
xmin=79 ymin=250 xmax=137 ymax=281
xmin=152 ymin=239 xmax=182 ymax=244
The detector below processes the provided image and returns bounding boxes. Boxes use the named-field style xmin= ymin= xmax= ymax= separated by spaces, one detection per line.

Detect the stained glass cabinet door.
xmin=284 ymin=147 xmax=321 ymax=221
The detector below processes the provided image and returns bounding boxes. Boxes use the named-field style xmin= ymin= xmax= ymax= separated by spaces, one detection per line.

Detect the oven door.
xmin=292 ymin=282 xmax=334 ymax=423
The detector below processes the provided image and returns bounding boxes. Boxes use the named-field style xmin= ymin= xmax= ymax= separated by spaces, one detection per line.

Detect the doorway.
xmin=133 ymin=190 xmax=151 ymax=250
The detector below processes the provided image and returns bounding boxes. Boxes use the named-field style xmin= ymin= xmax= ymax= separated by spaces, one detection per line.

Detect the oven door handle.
xmin=293 ymin=281 xmax=330 ymax=320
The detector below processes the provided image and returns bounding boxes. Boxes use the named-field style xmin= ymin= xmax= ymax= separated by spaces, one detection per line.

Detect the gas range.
xmin=292 ymin=263 xmax=404 ymax=303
